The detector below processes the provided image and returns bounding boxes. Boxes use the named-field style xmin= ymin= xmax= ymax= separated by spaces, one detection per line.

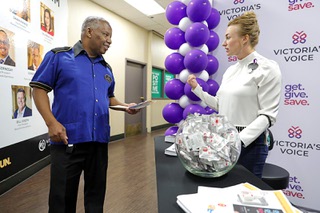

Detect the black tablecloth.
xmin=154 ymin=135 xmax=272 ymax=213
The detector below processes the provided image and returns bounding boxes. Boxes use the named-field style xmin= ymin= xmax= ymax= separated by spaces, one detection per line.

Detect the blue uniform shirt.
xmin=30 ymin=41 xmax=115 ymax=144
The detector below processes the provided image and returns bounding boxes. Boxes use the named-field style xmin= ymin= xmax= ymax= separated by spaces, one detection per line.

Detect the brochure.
xmin=109 ymin=100 xmax=154 ymax=110
xmin=176 ymin=183 xmax=301 ymax=213
xmin=129 ymin=100 xmax=154 ymax=109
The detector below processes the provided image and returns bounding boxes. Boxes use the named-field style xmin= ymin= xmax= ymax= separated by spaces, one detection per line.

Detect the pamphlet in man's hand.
xmin=109 ymin=100 xmax=153 ymax=110
xmin=128 ymin=100 xmax=153 ymax=109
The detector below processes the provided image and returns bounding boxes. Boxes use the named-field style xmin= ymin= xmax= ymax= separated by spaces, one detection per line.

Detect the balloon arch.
xmin=162 ymin=0 xmax=221 ymax=136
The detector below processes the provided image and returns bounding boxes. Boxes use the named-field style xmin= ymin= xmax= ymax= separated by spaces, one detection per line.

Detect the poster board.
xmin=0 ymin=0 xmax=68 ymax=183
xmin=213 ymin=0 xmax=319 ymax=210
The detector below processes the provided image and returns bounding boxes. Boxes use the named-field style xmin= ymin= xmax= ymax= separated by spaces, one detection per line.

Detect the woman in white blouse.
xmin=187 ymin=11 xmax=282 ymax=178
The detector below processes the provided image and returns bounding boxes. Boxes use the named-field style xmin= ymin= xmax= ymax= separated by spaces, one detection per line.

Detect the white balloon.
xmin=179 ymin=17 xmax=193 ymax=32
xmin=179 ymin=95 xmax=191 ymax=108
xmin=180 ymin=0 xmax=191 ymax=5
xmin=199 ymin=44 xmax=209 ymax=55
xmin=202 ymin=21 xmax=208 ymax=27
xmin=179 ymin=43 xmax=193 ymax=56
xmin=195 ymin=71 xmax=209 ymax=81
xmin=178 ymin=69 xmax=190 ymax=83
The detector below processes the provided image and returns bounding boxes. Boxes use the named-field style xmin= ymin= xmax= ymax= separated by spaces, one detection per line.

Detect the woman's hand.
xmin=187 ymin=74 xmax=198 ymax=89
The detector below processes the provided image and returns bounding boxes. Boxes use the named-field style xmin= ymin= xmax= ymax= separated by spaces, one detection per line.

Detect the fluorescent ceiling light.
xmin=124 ymin=0 xmax=165 ymax=16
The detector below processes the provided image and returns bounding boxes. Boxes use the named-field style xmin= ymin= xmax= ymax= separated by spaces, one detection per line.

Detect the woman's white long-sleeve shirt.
xmin=193 ymin=51 xmax=282 ymax=147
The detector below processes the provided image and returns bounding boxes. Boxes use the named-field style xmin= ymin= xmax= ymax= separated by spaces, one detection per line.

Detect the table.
xmin=154 ymin=135 xmax=273 ymax=213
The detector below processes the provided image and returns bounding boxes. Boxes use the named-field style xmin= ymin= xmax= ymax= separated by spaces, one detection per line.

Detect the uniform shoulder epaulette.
xmin=106 ymin=62 xmax=113 ymax=73
xmin=51 ymin=46 xmax=72 ymax=54
xmin=101 ymin=60 xmax=113 ymax=72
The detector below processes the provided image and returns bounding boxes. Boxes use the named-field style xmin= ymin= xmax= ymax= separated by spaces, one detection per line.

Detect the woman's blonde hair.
xmin=228 ymin=11 xmax=260 ymax=48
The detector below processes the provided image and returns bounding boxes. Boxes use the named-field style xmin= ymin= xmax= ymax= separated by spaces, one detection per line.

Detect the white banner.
xmin=0 ymin=0 xmax=68 ymax=148
xmin=212 ymin=0 xmax=319 ymax=210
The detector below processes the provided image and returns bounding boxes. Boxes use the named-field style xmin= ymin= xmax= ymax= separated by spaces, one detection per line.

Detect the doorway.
xmin=125 ymin=60 xmax=147 ymax=137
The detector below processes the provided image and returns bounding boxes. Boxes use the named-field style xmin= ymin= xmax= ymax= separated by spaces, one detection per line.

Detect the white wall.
xmin=150 ymin=33 xmax=173 ymax=127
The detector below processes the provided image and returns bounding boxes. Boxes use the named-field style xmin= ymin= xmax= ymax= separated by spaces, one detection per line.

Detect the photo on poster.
xmin=11 ymin=85 xmax=32 ymax=119
xmin=40 ymin=3 xmax=55 ymax=36
xmin=9 ymin=0 xmax=31 ymax=23
xmin=27 ymin=41 xmax=43 ymax=71
xmin=0 ymin=27 xmax=16 ymax=67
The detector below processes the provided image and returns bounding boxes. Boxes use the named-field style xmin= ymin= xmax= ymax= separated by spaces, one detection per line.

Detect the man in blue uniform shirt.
xmin=30 ymin=16 xmax=139 ymax=213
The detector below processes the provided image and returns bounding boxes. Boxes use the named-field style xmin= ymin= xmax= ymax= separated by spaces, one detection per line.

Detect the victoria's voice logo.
xmin=233 ymin=0 xmax=245 ymax=4
xmin=288 ymin=126 xmax=302 ymax=139
xmin=292 ymin=31 xmax=307 ymax=44
xmin=227 ymin=56 xmax=238 ymax=63
xmin=288 ymin=0 xmax=315 ymax=11
xmin=219 ymin=2 xmax=261 ymax=21
xmin=284 ymin=83 xmax=310 ymax=106
xmin=275 ymin=125 xmax=320 ymax=157
xmin=274 ymin=30 xmax=320 ymax=62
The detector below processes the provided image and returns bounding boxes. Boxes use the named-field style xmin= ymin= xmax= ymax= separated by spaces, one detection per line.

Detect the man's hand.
xmin=47 ymin=121 xmax=68 ymax=144
xmin=125 ymin=103 xmax=140 ymax=114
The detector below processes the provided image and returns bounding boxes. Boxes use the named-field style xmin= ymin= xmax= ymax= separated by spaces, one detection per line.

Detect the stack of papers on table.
xmin=177 ymin=183 xmax=301 ymax=213
xmin=164 ymin=134 xmax=176 ymax=143
xmin=164 ymin=134 xmax=177 ymax=156
xmin=164 ymin=143 xmax=177 ymax=156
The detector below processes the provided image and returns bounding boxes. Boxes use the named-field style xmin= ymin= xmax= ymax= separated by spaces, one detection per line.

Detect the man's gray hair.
xmin=81 ymin=16 xmax=111 ymax=36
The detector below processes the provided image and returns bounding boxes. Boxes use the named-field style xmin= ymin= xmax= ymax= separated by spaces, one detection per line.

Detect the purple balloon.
xmin=164 ymin=79 xmax=185 ymax=100
xmin=206 ymin=55 xmax=219 ymax=76
xmin=162 ymin=103 xmax=184 ymax=124
xmin=184 ymin=49 xmax=208 ymax=73
xmin=165 ymin=52 xmax=185 ymax=75
xmin=185 ymin=22 xmax=210 ymax=47
xmin=186 ymin=0 xmax=211 ymax=22
xmin=164 ymin=27 xmax=186 ymax=50
xmin=166 ymin=1 xmax=187 ymax=25
xmin=206 ymin=8 xmax=220 ymax=30
xmin=165 ymin=126 xmax=179 ymax=136
xmin=206 ymin=79 xmax=219 ymax=96
xmin=206 ymin=30 xmax=219 ymax=52
xmin=183 ymin=104 xmax=207 ymax=119
xmin=184 ymin=78 xmax=208 ymax=101
xmin=205 ymin=106 xmax=217 ymax=115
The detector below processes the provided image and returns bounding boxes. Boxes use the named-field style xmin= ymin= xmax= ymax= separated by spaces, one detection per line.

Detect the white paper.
xmin=109 ymin=100 xmax=154 ymax=110
xmin=165 ymin=135 xmax=176 ymax=143
xmin=109 ymin=105 xmax=128 ymax=110
xmin=164 ymin=143 xmax=177 ymax=156
xmin=176 ymin=183 xmax=299 ymax=213
xmin=128 ymin=100 xmax=154 ymax=109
